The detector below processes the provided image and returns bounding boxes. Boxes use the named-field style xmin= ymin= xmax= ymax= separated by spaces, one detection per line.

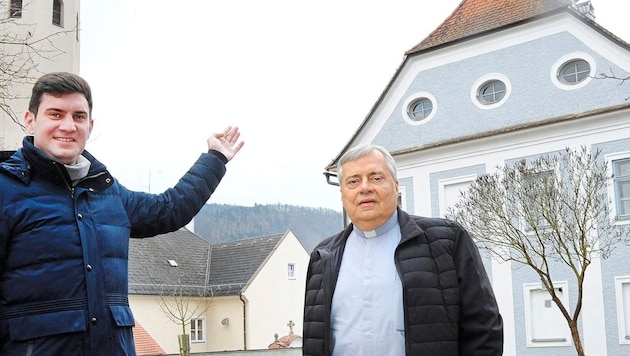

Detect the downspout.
xmin=239 ymin=292 xmax=247 ymax=350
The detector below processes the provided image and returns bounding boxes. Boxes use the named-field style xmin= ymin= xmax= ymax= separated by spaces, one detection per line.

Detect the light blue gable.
xmin=372 ymin=31 xmax=630 ymax=152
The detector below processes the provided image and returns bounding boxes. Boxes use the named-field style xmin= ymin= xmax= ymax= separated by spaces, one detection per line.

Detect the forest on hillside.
xmin=193 ymin=203 xmax=344 ymax=252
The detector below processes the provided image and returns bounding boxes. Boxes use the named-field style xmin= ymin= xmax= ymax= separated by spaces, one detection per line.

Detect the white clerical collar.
xmin=353 ymin=211 xmax=399 ymax=238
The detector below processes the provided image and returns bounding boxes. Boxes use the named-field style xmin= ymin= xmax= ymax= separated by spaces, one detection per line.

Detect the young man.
xmin=0 ymin=72 xmax=244 ymax=355
xmin=303 ymin=144 xmax=503 ymax=355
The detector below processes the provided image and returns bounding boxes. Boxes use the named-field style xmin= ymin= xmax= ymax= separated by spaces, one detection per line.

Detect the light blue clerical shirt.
xmin=331 ymin=211 xmax=405 ymax=356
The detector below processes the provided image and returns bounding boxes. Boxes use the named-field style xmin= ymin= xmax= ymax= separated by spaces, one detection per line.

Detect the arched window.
xmin=9 ymin=0 xmax=22 ymax=18
xmin=52 ymin=0 xmax=63 ymax=27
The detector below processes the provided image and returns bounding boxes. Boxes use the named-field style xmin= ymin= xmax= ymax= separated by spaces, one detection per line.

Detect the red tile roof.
xmin=268 ymin=333 xmax=302 ymax=349
xmin=406 ymin=0 xmax=573 ymax=54
xmin=133 ymin=320 xmax=167 ymax=356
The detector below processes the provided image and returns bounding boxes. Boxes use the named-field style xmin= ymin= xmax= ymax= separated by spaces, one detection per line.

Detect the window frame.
xmin=613 ymin=158 xmax=630 ymax=220
xmin=408 ymin=97 xmax=433 ymax=121
xmin=398 ymin=186 xmax=407 ymax=211
xmin=615 ymin=276 xmax=630 ymax=344
xmin=471 ymin=73 xmax=511 ymax=110
xmin=606 ymin=152 xmax=630 ymax=224
xmin=558 ymin=59 xmax=590 ymax=85
xmin=438 ymin=175 xmax=477 ymax=218
xmin=402 ymin=92 xmax=437 ymax=126
xmin=52 ymin=0 xmax=63 ymax=27
xmin=190 ymin=318 xmax=206 ymax=343
xmin=478 ymin=80 xmax=506 ymax=105
xmin=523 ymin=281 xmax=571 ymax=348
xmin=551 ymin=52 xmax=595 ymax=90
xmin=9 ymin=0 xmax=22 ymax=18
xmin=521 ymin=169 xmax=556 ymax=231
xmin=287 ymin=263 xmax=296 ymax=280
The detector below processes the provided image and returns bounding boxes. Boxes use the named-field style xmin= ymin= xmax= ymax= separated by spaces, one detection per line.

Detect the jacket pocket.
xmin=8 ymin=310 xmax=86 ymax=341
xmin=109 ymin=305 xmax=135 ymax=327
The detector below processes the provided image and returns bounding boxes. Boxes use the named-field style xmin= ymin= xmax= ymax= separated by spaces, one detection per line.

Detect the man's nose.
xmin=59 ymin=115 xmax=76 ymax=131
xmin=360 ymin=179 xmax=373 ymax=191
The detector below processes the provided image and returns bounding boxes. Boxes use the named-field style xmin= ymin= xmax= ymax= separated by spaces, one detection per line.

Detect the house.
xmin=323 ymin=0 xmax=630 ymax=355
xmin=0 ymin=0 xmax=80 ymax=150
xmin=128 ymin=228 xmax=309 ymax=354
xmin=132 ymin=320 xmax=167 ymax=356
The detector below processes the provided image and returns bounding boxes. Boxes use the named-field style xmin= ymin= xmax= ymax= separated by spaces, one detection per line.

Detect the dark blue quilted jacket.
xmin=0 ymin=137 xmax=226 ymax=355
xmin=303 ymin=208 xmax=503 ymax=356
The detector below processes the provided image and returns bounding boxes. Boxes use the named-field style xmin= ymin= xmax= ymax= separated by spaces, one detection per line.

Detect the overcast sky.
xmin=79 ymin=0 xmax=630 ymax=212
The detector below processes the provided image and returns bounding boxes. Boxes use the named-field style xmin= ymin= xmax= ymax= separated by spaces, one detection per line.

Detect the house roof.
xmin=325 ymin=0 xmax=630 ymax=171
xmin=133 ymin=320 xmax=166 ymax=356
xmin=129 ymin=228 xmax=284 ymax=297
xmin=406 ymin=0 xmax=573 ymax=54
xmin=129 ymin=228 xmax=211 ymax=296
xmin=268 ymin=333 xmax=303 ymax=349
xmin=207 ymin=234 xmax=283 ymax=296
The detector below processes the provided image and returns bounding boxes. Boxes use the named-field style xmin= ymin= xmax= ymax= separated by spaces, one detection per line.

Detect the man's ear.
xmin=24 ymin=111 xmax=35 ymax=134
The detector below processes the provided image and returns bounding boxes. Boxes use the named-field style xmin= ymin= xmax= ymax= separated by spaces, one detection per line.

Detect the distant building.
xmin=128 ymin=228 xmax=309 ymax=354
xmin=325 ymin=0 xmax=630 ymax=355
xmin=268 ymin=321 xmax=302 ymax=349
xmin=0 ymin=0 xmax=80 ymax=149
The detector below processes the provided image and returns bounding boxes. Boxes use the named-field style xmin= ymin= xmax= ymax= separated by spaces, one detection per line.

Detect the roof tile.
xmin=406 ymin=0 xmax=573 ymax=54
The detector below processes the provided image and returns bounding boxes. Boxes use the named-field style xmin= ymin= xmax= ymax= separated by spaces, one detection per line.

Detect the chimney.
xmin=573 ymin=1 xmax=595 ymax=20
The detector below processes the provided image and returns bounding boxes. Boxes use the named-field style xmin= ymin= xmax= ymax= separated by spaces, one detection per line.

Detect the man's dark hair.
xmin=28 ymin=72 xmax=93 ymax=117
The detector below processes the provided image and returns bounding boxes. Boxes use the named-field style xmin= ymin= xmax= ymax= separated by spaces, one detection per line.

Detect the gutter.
xmin=323 ymin=171 xmax=349 ymax=228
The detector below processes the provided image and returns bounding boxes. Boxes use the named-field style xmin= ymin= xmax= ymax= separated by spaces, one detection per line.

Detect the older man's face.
xmin=340 ymin=151 xmax=399 ymax=231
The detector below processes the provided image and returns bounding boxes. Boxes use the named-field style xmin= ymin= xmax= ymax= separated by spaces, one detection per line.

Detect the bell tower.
xmin=1 ymin=0 xmax=81 ymax=149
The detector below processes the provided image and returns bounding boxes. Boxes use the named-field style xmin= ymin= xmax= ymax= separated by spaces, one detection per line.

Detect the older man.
xmin=303 ymin=144 xmax=503 ymax=356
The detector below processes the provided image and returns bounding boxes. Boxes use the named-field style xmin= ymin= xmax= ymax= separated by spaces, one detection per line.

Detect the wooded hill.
xmin=193 ymin=203 xmax=344 ymax=252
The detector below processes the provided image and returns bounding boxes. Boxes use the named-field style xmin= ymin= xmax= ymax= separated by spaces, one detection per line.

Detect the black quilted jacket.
xmin=302 ymin=208 xmax=503 ymax=355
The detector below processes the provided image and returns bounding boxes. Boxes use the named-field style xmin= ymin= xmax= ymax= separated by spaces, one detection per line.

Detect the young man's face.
xmin=340 ymin=150 xmax=399 ymax=231
xmin=25 ymin=92 xmax=93 ymax=165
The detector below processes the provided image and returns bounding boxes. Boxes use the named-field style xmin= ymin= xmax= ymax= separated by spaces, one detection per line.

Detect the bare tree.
xmin=0 ymin=0 xmax=77 ymax=130
xmin=595 ymin=68 xmax=630 ymax=87
xmin=447 ymin=146 xmax=630 ymax=356
xmin=148 ymin=264 xmax=212 ymax=356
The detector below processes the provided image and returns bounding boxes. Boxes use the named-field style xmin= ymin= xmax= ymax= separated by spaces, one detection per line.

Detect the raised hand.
xmin=207 ymin=126 xmax=244 ymax=162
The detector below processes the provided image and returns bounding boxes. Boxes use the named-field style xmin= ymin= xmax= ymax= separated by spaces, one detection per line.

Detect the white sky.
xmin=79 ymin=0 xmax=630 ymax=212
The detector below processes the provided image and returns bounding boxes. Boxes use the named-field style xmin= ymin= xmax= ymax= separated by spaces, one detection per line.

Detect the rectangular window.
xmin=522 ymin=170 xmax=555 ymax=230
xmin=438 ymin=175 xmax=476 ymax=218
xmin=523 ymin=282 xmax=571 ymax=347
xmin=398 ymin=186 xmax=407 ymax=211
xmin=287 ymin=263 xmax=296 ymax=280
xmin=613 ymin=158 xmax=630 ymax=220
xmin=9 ymin=0 xmax=22 ymax=18
xmin=190 ymin=318 xmax=205 ymax=343
xmin=615 ymin=276 xmax=630 ymax=344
